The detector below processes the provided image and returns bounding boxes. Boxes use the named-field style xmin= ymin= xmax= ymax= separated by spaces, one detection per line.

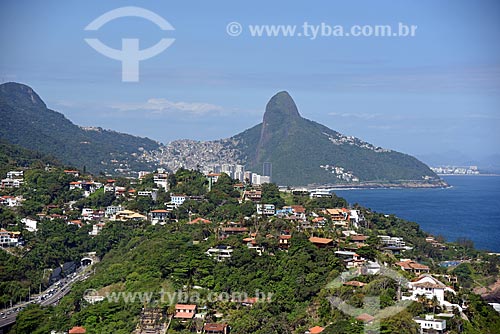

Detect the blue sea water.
xmin=333 ymin=176 xmax=500 ymax=252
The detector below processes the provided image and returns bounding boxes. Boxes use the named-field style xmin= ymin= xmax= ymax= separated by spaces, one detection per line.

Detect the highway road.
xmin=0 ymin=268 xmax=91 ymax=329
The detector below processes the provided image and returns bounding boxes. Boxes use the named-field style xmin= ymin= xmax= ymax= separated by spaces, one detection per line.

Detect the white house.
xmin=89 ymin=223 xmax=105 ymax=236
xmin=171 ymin=194 xmax=187 ymax=207
xmin=150 ymin=209 xmax=170 ymax=225
xmin=0 ymin=195 xmax=21 ymax=207
xmin=403 ymin=275 xmax=460 ymax=311
xmin=413 ymin=315 xmax=446 ymax=333
xmin=153 ymin=173 xmax=169 ymax=190
xmin=6 ymin=171 xmax=23 ymax=179
xmin=206 ymin=245 xmax=233 ymax=261
xmin=1 ymin=178 xmax=23 ymax=188
xmin=379 ymin=235 xmax=407 ymax=248
xmin=21 ymin=217 xmax=38 ymax=232
xmin=363 ymin=261 xmax=381 ymax=275
xmin=256 ymin=204 xmax=276 ymax=215
xmin=105 ymin=205 xmax=123 ymax=218
xmin=0 ymin=229 xmax=20 ymax=246
xmin=349 ymin=209 xmax=365 ymax=228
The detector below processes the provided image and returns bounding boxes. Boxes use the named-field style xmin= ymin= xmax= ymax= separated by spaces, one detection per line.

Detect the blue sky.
xmin=1 ymin=0 xmax=499 ymax=164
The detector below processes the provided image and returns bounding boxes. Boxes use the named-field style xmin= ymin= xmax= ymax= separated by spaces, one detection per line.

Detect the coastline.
xmin=437 ymin=173 xmax=500 ymax=177
xmin=303 ymin=180 xmax=450 ymax=191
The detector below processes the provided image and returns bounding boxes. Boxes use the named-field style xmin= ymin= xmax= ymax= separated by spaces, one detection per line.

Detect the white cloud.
xmin=110 ymin=98 xmax=224 ymax=116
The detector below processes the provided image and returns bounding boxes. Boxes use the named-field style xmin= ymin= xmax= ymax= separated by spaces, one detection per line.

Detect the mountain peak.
xmin=263 ymin=91 xmax=301 ymax=124
xmin=0 ymin=82 xmax=46 ymax=109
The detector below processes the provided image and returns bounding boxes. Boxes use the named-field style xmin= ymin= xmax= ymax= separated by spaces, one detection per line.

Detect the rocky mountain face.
xmin=152 ymin=91 xmax=442 ymax=186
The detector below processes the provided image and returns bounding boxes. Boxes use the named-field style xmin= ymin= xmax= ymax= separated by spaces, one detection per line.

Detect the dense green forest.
xmin=0 ymin=82 xmax=159 ymax=174
xmin=0 ymin=144 xmax=499 ymax=333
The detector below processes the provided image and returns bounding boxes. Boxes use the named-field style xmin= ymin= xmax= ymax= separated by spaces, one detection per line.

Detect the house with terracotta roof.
xmin=344 ymin=280 xmax=367 ymax=288
xmin=220 ymin=227 xmax=249 ymax=239
xmin=312 ymin=216 xmax=327 ymax=227
xmin=188 ymin=217 xmax=212 ymax=224
xmin=279 ymin=234 xmax=292 ymax=250
xmin=0 ymin=195 xmax=21 ymax=207
xmin=68 ymin=326 xmax=86 ymax=334
xmin=306 ymin=325 xmax=325 ymax=333
xmin=63 ymin=170 xmax=80 ymax=177
xmin=350 ymin=235 xmax=369 ymax=245
xmin=289 ymin=205 xmax=306 ymax=220
xmin=149 ymin=209 xmax=170 ymax=225
xmin=395 ymin=260 xmax=430 ymax=274
xmin=243 ymin=189 xmax=262 ymax=202
xmin=241 ymin=297 xmax=261 ymax=307
xmin=204 ymin=323 xmax=229 ymax=334
xmin=68 ymin=220 xmax=83 ymax=228
xmin=324 ymin=208 xmax=350 ymax=221
xmin=309 ymin=237 xmax=334 ymax=248
xmin=174 ymin=304 xmax=197 ymax=319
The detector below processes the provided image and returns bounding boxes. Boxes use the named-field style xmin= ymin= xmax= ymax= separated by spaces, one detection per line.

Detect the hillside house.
xmin=203 ymin=323 xmax=229 ymax=334
xmin=206 ymin=245 xmax=233 ymax=261
xmin=413 ymin=315 xmax=446 ymax=333
xmin=174 ymin=304 xmax=197 ymax=319
xmin=309 ymin=237 xmax=334 ymax=248
xmin=395 ymin=260 xmax=430 ymax=274
xmin=150 ymin=209 xmax=170 ymax=225
xmin=403 ymin=275 xmax=459 ymax=311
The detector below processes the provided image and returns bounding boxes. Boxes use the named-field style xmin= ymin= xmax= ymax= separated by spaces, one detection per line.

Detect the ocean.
xmin=333 ymin=175 xmax=500 ymax=252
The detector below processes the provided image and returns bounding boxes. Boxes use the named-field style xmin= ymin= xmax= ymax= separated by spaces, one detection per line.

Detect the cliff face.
xmin=233 ymin=91 xmax=440 ymax=186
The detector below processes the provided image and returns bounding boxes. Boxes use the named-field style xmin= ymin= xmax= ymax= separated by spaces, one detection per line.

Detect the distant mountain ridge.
xmin=0 ymin=83 xmax=442 ymax=185
xmin=0 ymin=82 xmax=159 ymax=175
xmin=151 ymin=91 xmax=443 ymax=186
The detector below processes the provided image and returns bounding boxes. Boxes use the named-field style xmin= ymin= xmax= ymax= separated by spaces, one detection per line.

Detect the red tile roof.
xmin=309 ymin=237 xmax=333 ymax=244
xmin=189 ymin=217 xmax=211 ymax=224
xmin=204 ymin=323 xmax=228 ymax=331
xmin=395 ymin=260 xmax=430 ymax=271
xmin=222 ymin=227 xmax=249 ymax=232
xmin=344 ymin=280 xmax=367 ymax=287
xmin=291 ymin=205 xmax=306 ymax=213
xmin=309 ymin=326 xmax=324 ymax=333
xmin=175 ymin=304 xmax=197 ymax=310
xmin=69 ymin=327 xmax=86 ymax=334
xmin=351 ymin=235 xmax=368 ymax=242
